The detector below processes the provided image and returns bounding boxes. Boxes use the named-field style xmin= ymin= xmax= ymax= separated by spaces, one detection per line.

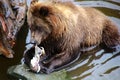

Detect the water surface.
xmin=68 ymin=1 xmax=120 ymax=80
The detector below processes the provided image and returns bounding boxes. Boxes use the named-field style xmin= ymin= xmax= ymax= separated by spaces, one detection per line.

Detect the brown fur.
xmin=0 ymin=27 xmax=14 ymax=58
xmin=26 ymin=1 xmax=120 ymax=73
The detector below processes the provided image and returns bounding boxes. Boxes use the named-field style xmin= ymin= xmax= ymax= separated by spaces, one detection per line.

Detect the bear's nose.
xmin=30 ymin=38 xmax=35 ymax=43
xmin=30 ymin=38 xmax=40 ymax=45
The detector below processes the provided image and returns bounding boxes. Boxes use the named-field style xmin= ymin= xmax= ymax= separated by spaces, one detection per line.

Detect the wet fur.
xmin=26 ymin=1 xmax=120 ymax=73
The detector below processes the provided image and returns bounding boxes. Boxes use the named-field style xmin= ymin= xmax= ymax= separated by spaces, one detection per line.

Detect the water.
xmin=0 ymin=0 xmax=120 ymax=80
xmin=68 ymin=1 xmax=120 ymax=80
xmin=0 ymin=24 xmax=28 ymax=80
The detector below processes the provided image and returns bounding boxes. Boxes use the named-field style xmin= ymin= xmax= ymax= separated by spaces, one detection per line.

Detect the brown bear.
xmin=24 ymin=1 xmax=120 ymax=73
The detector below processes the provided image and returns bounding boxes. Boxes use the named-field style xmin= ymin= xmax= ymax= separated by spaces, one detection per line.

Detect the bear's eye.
xmin=30 ymin=26 xmax=43 ymax=32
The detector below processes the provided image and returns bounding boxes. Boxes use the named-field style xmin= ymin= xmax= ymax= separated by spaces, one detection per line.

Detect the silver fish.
xmin=30 ymin=45 xmax=45 ymax=73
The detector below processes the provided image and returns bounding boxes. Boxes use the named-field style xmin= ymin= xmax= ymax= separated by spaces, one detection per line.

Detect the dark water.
xmin=0 ymin=0 xmax=120 ymax=80
xmin=0 ymin=24 xmax=28 ymax=80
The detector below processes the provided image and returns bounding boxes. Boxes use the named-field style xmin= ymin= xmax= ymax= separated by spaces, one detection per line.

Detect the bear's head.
xmin=27 ymin=1 xmax=77 ymax=45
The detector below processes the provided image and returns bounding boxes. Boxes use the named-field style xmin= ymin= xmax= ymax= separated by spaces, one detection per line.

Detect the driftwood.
xmin=0 ymin=0 xmax=26 ymax=45
xmin=0 ymin=0 xmax=26 ymax=58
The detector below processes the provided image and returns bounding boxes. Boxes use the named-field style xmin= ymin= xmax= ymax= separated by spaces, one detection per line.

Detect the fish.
xmin=30 ymin=45 xmax=45 ymax=73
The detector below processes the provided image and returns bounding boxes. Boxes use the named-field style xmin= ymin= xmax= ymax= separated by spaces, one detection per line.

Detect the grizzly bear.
xmin=24 ymin=1 xmax=120 ymax=73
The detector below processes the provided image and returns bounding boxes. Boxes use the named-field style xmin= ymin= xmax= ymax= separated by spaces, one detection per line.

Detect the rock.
xmin=7 ymin=64 xmax=71 ymax=80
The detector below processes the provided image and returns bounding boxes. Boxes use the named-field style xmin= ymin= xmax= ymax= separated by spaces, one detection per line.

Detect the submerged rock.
xmin=7 ymin=64 xmax=71 ymax=80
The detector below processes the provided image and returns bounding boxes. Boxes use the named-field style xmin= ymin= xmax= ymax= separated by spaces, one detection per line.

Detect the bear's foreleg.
xmin=40 ymin=51 xmax=71 ymax=74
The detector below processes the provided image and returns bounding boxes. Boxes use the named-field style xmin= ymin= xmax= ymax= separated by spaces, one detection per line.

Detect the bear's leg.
xmin=40 ymin=52 xmax=73 ymax=74
xmin=102 ymin=20 xmax=120 ymax=47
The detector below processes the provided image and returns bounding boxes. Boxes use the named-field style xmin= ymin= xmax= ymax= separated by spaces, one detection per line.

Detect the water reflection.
xmin=68 ymin=46 xmax=120 ymax=80
xmin=67 ymin=1 xmax=120 ymax=80
xmin=75 ymin=1 xmax=120 ymax=10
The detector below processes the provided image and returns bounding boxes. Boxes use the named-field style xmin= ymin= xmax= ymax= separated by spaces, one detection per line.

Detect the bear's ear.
xmin=39 ymin=6 xmax=51 ymax=17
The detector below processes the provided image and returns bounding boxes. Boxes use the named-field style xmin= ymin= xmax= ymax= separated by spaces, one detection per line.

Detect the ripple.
xmin=75 ymin=1 xmax=120 ymax=10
